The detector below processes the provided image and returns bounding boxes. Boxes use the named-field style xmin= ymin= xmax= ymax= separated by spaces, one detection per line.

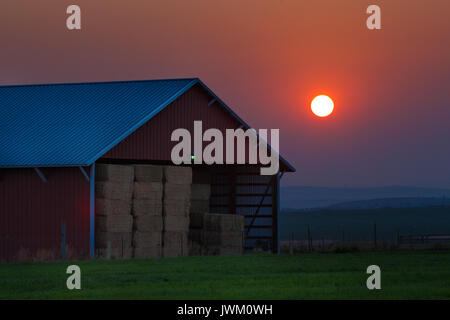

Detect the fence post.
xmin=289 ymin=232 xmax=293 ymax=254
xmin=373 ymin=220 xmax=377 ymax=249
xmin=62 ymin=221 xmax=66 ymax=261
xmin=307 ymin=224 xmax=312 ymax=253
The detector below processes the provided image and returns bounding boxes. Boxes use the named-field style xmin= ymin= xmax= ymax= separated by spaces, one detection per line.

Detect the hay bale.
xmin=162 ymin=247 xmax=186 ymax=258
xmin=189 ymin=212 xmax=207 ymax=228
xmin=134 ymin=165 xmax=163 ymax=182
xmin=164 ymin=231 xmax=188 ymax=246
xmin=163 ymin=231 xmax=188 ymax=257
xmin=133 ymin=246 xmax=160 ymax=259
xmin=134 ymin=215 xmax=163 ymax=232
xmin=190 ymin=200 xmax=209 ymax=214
xmin=96 ymin=246 xmax=133 ymax=259
xmin=191 ymin=184 xmax=211 ymax=200
xmin=163 ymin=166 xmax=192 ymax=184
xmin=132 ymin=199 xmax=162 ymax=216
xmin=96 ymin=232 xmax=132 ymax=248
xmin=164 ymin=216 xmax=189 ymax=232
xmin=133 ymin=231 xmax=162 ymax=247
xmin=164 ymin=183 xmax=191 ymax=201
xmin=188 ymin=229 xmax=204 ymax=243
xmin=133 ymin=182 xmax=163 ymax=200
xmin=96 ymin=181 xmax=133 ymax=201
xmin=96 ymin=164 xmax=134 ymax=184
xmin=188 ymin=241 xmax=203 ymax=256
xmin=164 ymin=202 xmax=189 ymax=217
xmin=203 ymin=231 xmax=243 ymax=247
xmin=96 ymin=198 xmax=131 ymax=216
xmin=96 ymin=215 xmax=133 ymax=233
xmin=204 ymin=213 xmax=244 ymax=232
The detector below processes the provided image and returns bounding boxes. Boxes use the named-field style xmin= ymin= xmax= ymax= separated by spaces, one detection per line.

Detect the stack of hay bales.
xmin=189 ymin=213 xmax=244 ymax=256
xmin=189 ymin=212 xmax=207 ymax=256
xmin=95 ymin=164 xmax=134 ymax=259
xmin=94 ymin=164 xmax=243 ymax=259
xmin=203 ymin=214 xmax=244 ymax=255
xmin=162 ymin=166 xmax=192 ymax=257
xmin=132 ymin=165 xmax=163 ymax=258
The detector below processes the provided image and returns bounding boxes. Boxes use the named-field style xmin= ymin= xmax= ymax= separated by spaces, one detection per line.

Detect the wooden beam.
xmin=208 ymin=98 xmax=217 ymax=106
xmin=211 ymin=193 xmax=273 ymax=197
xmin=34 ymin=168 xmax=47 ymax=183
xmin=210 ymin=204 xmax=272 ymax=208
xmin=245 ymin=236 xmax=272 ymax=240
xmin=243 ymin=214 xmax=273 ymax=218
xmin=79 ymin=166 xmax=90 ymax=182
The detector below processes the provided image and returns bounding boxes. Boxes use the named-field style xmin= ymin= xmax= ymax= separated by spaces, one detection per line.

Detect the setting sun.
xmin=311 ymin=95 xmax=334 ymax=117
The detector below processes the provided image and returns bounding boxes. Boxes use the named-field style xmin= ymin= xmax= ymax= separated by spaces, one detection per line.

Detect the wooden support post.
xmin=272 ymin=171 xmax=279 ymax=254
xmin=89 ymin=164 xmax=95 ymax=260
xmin=229 ymin=168 xmax=236 ymax=214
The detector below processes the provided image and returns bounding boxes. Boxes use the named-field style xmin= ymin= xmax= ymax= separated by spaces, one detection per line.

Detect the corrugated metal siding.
xmin=103 ymin=84 xmax=242 ymax=161
xmin=0 ymin=167 xmax=90 ymax=262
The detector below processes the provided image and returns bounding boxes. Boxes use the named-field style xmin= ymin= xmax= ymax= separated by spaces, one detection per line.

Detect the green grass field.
xmin=1 ymin=251 xmax=449 ymax=299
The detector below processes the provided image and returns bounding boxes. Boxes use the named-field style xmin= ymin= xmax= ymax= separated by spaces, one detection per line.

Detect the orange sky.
xmin=1 ymin=0 xmax=449 ymax=187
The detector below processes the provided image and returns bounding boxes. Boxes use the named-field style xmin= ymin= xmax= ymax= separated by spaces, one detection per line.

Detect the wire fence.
xmin=279 ymin=221 xmax=450 ymax=254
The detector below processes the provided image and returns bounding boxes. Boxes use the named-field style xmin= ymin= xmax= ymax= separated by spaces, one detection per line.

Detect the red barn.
xmin=0 ymin=78 xmax=294 ymax=262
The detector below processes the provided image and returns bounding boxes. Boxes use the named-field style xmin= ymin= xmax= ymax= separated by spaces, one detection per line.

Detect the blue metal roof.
xmin=0 ymin=78 xmax=295 ymax=171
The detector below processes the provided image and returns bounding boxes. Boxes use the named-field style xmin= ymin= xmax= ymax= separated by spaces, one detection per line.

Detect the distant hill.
xmin=281 ymin=186 xmax=450 ymax=209
xmin=326 ymin=197 xmax=450 ymax=210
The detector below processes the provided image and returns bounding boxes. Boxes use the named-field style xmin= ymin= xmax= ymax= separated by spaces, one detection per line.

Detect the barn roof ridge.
xmin=0 ymin=77 xmax=200 ymax=89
